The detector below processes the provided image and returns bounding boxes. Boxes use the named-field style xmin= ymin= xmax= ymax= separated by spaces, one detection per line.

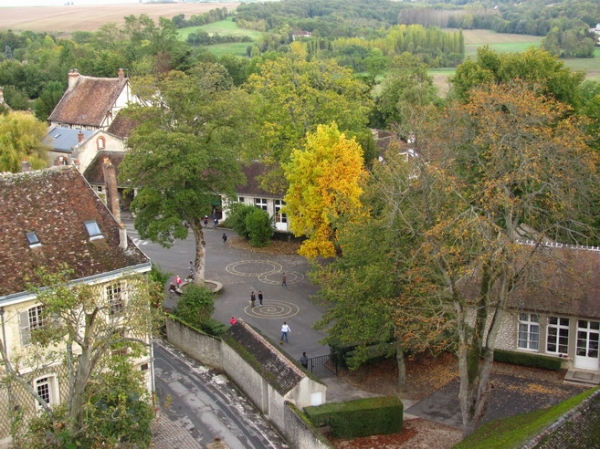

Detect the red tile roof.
xmin=107 ymin=113 xmax=139 ymax=139
xmin=0 ymin=166 xmax=149 ymax=296
xmin=83 ymin=151 xmax=126 ymax=185
xmin=48 ymin=75 xmax=128 ymax=128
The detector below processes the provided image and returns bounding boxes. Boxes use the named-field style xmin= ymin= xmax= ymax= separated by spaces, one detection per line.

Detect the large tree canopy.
xmin=245 ymin=43 xmax=374 ymax=193
xmin=119 ymin=64 xmax=253 ymax=282
xmin=450 ymin=46 xmax=585 ymax=107
xmin=0 ymin=111 xmax=49 ymax=173
xmin=283 ymin=122 xmax=367 ymax=258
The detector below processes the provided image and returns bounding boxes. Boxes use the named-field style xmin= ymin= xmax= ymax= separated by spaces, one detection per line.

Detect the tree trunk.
xmin=192 ymin=225 xmax=206 ymax=284
xmin=70 ymin=344 xmax=93 ymax=434
xmin=396 ymin=340 xmax=406 ymax=392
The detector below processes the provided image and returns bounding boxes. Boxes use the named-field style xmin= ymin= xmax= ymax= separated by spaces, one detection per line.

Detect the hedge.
xmin=304 ymin=396 xmax=403 ymax=438
xmin=494 ymin=349 xmax=563 ymax=371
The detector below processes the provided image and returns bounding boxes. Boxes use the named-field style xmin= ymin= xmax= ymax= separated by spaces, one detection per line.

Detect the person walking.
xmin=300 ymin=352 xmax=308 ymax=369
xmin=204 ymin=216 xmax=208 ymax=227
xmin=222 ymin=232 xmax=228 ymax=245
xmin=258 ymin=291 xmax=263 ymax=305
xmin=250 ymin=291 xmax=256 ymax=307
xmin=281 ymin=272 xmax=287 ymax=287
xmin=280 ymin=322 xmax=290 ymax=343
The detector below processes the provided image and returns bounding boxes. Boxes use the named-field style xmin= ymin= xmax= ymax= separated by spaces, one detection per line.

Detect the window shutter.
xmin=19 ymin=310 xmax=31 ymax=346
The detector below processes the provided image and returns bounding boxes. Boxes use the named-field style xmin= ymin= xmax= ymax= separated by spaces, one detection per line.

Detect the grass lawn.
xmin=178 ymin=17 xmax=261 ymax=41
xmin=203 ymin=42 xmax=251 ymax=57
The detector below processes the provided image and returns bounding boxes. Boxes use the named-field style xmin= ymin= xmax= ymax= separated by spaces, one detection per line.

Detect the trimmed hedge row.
xmin=494 ymin=349 xmax=563 ymax=371
xmin=304 ymin=396 xmax=403 ymax=438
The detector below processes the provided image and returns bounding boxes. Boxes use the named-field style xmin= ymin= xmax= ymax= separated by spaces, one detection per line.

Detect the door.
xmin=575 ymin=320 xmax=600 ymax=371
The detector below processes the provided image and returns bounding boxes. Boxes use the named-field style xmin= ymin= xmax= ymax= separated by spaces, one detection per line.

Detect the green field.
xmin=178 ymin=17 xmax=261 ymax=41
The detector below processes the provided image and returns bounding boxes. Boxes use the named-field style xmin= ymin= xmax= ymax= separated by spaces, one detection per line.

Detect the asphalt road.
xmin=153 ymin=340 xmax=289 ymax=449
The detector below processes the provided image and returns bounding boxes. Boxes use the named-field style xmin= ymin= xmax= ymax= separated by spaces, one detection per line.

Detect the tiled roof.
xmin=227 ymin=321 xmax=303 ymax=394
xmin=43 ymin=126 xmax=95 ymax=153
xmin=107 ymin=113 xmax=138 ymax=139
xmin=83 ymin=151 xmax=126 ymax=185
xmin=459 ymin=244 xmax=600 ymax=319
xmin=48 ymin=75 xmax=128 ymax=127
xmin=0 ymin=166 xmax=149 ymax=297
xmin=237 ymin=162 xmax=277 ymax=197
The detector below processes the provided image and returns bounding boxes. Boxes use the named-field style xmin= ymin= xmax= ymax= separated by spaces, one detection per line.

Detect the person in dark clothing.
xmin=300 ymin=352 xmax=308 ymax=369
xmin=250 ymin=291 xmax=256 ymax=307
xmin=222 ymin=233 xmax=228 ymax=245
xmin=258 ymin=291 xmax=263 ymax=305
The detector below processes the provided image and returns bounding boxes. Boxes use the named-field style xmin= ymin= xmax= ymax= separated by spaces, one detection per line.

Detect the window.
xmin=518 ymin=313 xmax=540 ymax=350
xmin=106 ymin=282 xmax=125 ymax=316
xmin=96 ymin=136 xmax=106 ymax=150
xmin=238 ymin=197 xmax=245 ymax=203
xmin=547 ymin=317 xmax=569 ymax=355
xmin=34 ymin=376 xmax=57 ymax=409
xmin=254 ymin=198 xmax=268 ymax=211
xmin=25 ymin=231 xmax=41 ymax=248
xmin=275 ymin=199 xmax=287 ymax=223
xmin=84 ymin=220 xmax=103 ymax=240
xmin=20 ymin=305 xmax=45 ymax=346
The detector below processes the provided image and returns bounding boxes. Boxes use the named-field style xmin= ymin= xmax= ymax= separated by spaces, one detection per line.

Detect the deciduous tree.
xmin=0 ymin=111 xmax=49 ymax=173
xmin=245 ymin=43 xmax=374 ymax=193
xmin=0 ymin=268 xmax=156 ymax=446
xmin=283 ymin=122 xmax=367 ymax=258
xmin=119 ymin=65 xmax=253 ymax=283
xmin=390 ymin=82 xmax=599 ymax=436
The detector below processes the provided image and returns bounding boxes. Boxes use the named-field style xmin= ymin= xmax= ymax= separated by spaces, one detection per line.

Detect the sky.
xmin=2 ymin=0 xmax=143 ymax=6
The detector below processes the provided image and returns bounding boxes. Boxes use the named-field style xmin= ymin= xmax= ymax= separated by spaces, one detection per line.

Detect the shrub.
xmin=494 ymin=349 xmax=563 ymax=371
xmin=173 ymin=284 xmax=215 ymax=328
xmin=305 ymin=396 xmax=403 ymax=438
xmin=245 ymin=207 xmax=273 ymax=247
xmin=226 ymin=202 xmax=255 ymax=238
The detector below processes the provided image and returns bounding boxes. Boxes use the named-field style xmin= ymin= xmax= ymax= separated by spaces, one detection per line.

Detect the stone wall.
xmin=165 ymin=317 xmax=332 ymax=449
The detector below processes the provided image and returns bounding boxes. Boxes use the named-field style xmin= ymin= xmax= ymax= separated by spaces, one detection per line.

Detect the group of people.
xmin=249 ymin=291 xmax=263 ymax=307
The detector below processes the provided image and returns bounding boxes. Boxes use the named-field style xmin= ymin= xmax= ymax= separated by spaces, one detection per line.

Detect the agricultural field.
xmin=178 ymin=17 xmax=261 ymax=41
xmin=0 ymin=2 xmax=240 ymax=35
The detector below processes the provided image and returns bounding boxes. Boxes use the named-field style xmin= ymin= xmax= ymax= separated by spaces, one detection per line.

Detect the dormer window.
xmin=84 ymin=220 xmax=103 ymax=240
xmin=25 ymin=231 xmax=41 ymax=248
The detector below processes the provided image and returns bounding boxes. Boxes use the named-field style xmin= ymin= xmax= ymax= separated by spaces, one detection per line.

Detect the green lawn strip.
xmin=204 ymin=42 xmax=250 ymax=57
xmin=453 ymin=387 xmax=598 ymax=449
xmin=178 ymin=17 xmax=261 ymax=40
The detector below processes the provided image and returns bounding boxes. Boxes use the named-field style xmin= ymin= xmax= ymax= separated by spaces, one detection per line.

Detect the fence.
xmin=308 ymin=354 xmax=338 ymax=378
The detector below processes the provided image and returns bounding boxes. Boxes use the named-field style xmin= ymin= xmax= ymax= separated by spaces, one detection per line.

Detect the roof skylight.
xmin=25 ymin=231 xmax=41 ymax=248
xmin=84 ymin=220 xmax=103 ymax=240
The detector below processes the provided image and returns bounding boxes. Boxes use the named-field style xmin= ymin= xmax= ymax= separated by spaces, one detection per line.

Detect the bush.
xmin=245 ymin=207 xmax=274 ymax=247
xmin=173 ymin=284 xmax=215 ymax=328
xmin=305 ymin=396 xmax=403 ymax=438
xmin=200 ymin=317 xmax=227 ymax=336
xmin=226 ymin=202 xmax=255 ymax=238
xmin=494 ymin=349 xmax=563 ymax=371
xmin=226 ymin=203 xmax=274 ymax=247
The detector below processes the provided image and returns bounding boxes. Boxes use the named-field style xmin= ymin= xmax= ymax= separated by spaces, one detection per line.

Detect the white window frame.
xmin=33 ymin=375 xmax=58 ymax=410
xmin=518 ymin=313 xmax=540 ymax=351
xmin=547 ymin=316 xmax=569 ymax=355
xmin=275 ymin=199 xmax=287 ymax=223
xmin=20 ymin=305 xmax=45 ymax=346
xmin=106 ymin=282 xmax=126 ymax=316
xmin=254 ymin=198 xmax=268 ymax=211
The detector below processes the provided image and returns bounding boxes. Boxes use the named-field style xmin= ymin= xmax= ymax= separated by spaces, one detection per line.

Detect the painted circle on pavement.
xmin=226 ymin=260 xmax=282 ymax=277
xmin=244 ymin=300 xmax=299 ymax=319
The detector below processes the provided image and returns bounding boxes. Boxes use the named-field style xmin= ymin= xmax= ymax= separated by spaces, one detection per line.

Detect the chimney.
xmin=118 ymin=68 xmax=124 ymax=81
xmin=77 ymin=130 xmax=84 ymax=143
xmin=68 ymin=69 xmax=80 ymax=89
xmin=102 ymin=157 xmax=121 ymax=223
xmin=119 ymin=223 xmax=128 ymax=250
xmin=21 ymin=160 xmax=32 ymax=173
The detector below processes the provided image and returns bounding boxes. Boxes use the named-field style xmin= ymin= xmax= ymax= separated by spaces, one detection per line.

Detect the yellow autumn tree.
xmin=0 ymin=111 xmax=49 ymax=173
xmin=283 ymin=122 xmax=367 ymax=258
